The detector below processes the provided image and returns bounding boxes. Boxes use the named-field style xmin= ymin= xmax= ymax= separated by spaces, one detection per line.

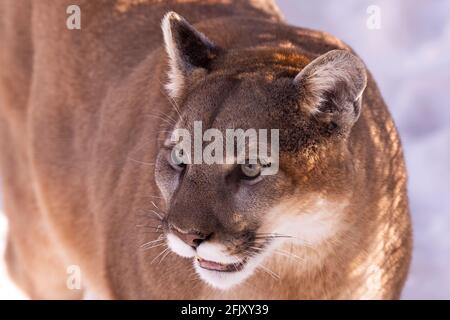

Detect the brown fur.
xmin=0 ymin=0 xmax=411 ymax=299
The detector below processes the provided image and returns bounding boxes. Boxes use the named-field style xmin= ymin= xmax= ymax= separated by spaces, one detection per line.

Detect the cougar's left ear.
xmin=294 ymin=50 xmax=367 ymax=134
xmin=161 ymin=11 xmax=219 ymax=99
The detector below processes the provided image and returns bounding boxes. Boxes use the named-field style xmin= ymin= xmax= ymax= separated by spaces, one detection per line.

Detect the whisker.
xmin=274 ymin=249 xmax=304 ymax=262
xmin=140 ymin=234 xmax=164 ymax=246
xmin=135 ymin=214 xmax=162 ymax=222
xmin=136 ymin=224 xmax=163 ymax=231
xmin=151 ymin=247 xmax=170 ymax=264
xmin=147 ymin=110 xmax=178 ymax=124
xmin=254 ymin=235 xmax=293 ymax=240
xmin=147 ymin=105 xmax=179 ymax=123
xmin=146 ymin=114 xmax=177 ymax=127
xmin=139 ymin=231 xmax=164 ymax=235
xmin=150 ymin=201 xmax=159 ymax=209
xmin=142 ymin=242 xmax=166 ymax=251
xmin=146 ymin=195 xmax=164 ymax=199
xmin=149 ymin=209 xmax=163 ymax=220
xmin=158 ymin=248 xmax=172 ymax=264
xmin=249 ymin=246 xmax=264 ymax=252
xmin=255 ymin=232 xmax=293 ymax=237
xmin=127 ymin=157 xmax=155 ymax=166
xmin=159 ymin=111 xmax=178 ymax=124
xmin=136 ymin=224 xmax=162 ymax=229
xmin=258 ymin=265 xmax=280 ymax=281
xmin=157 ymin=130 xmax=174 ymax=137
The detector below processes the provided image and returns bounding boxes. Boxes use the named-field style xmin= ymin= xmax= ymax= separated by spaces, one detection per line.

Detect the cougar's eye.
xmin=240 ymin=163 xmax=262 ymax=179
xmin=168 ymin=147 xmax=186 ymax=171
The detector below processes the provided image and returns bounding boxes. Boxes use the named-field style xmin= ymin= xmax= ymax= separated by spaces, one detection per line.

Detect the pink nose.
xmin=172 ymin=228 xmax=208 ymax=248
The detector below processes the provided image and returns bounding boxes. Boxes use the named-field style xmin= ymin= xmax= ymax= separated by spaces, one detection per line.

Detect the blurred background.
xmin=1 ymin=0 xmax=449 ymax=299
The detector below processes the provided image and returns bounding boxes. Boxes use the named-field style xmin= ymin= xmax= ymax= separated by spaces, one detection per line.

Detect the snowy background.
xmin=1 ymin=0 xmax=449 ymax=299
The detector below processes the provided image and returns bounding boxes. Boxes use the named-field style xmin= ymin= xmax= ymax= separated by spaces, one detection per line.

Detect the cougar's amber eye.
xmin=168 ymin=147 xmax=186 ymax=171
xmin=240 ymin=163 xmax=261 ymax=179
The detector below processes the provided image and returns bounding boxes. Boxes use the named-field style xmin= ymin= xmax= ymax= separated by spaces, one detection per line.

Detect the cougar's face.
xmin=151 ymin=12 xmax=365 ymax=289
xmin=155 ymin=76 xmax=299 ymax=289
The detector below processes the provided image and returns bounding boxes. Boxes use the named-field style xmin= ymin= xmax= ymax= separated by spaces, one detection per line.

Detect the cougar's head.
xmin=153 ymin=12 xmax=367 ymax=289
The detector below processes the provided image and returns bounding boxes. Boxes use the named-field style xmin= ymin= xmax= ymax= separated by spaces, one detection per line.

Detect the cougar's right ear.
xmin=161 ymin=11 xmax=220 ymax=99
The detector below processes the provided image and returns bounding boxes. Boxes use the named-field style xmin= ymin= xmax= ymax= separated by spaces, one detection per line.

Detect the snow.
xmin=1 ymin=0 xmax=449 ymax=299
xmin=0 ymin=213 xmax=26 ymax=299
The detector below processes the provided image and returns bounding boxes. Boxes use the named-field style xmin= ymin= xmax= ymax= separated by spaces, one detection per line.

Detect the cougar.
xmin=0 ymin=0 xmax=411 ymax=299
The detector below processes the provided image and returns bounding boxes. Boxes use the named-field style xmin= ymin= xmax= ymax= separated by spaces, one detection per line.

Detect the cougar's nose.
xmin=171 ymin=227 xmax=210 ymax=248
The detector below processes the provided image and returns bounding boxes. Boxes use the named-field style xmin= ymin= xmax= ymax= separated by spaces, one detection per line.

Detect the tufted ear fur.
xmin=294 ymin=50 xmax=367 ymax=135
xmin=161 ymin=11 xmax=219 ymax=99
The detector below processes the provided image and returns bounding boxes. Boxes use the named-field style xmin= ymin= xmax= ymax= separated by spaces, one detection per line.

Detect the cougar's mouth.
xmin=196 ymin=257 xmax=247 ymax=272
xmin=192 ymin=250 xmax=269 ymax=290
xmin=167 ymin=231 xmax=272 ymax=289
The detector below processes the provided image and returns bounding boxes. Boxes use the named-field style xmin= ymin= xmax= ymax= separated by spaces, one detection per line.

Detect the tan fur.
xmin=0 ymin=0 xmax=411 ymax=299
